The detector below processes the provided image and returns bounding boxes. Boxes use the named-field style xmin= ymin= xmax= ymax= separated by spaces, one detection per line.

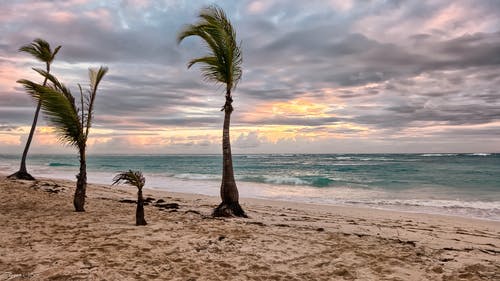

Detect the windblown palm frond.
xmin=17 ymin=79 xmax=82 ymax=147
xmin=32 ymin=68 xmax=73 ymax=101
xmin=19 ymin=38 xmax=61 ymax=64
xmin=17 ymin=66 xmax=107 ymax=148
xmin=84 ymin=66 xmax=108 ymax=139
xmin=112 ymin=170 xmax=146 ymax=189
xmin=177 ymin=5 xmax=242 ymax=90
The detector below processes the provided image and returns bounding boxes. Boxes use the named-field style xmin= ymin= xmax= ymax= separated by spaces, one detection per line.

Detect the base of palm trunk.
xmin=136 ymin=204 xmax=147 ymax=226
xmin=73 ymin=196 xmax=85 ymax=212
xmin=213 ymin=201 xmax=247 ymax=218
xmin=7 ymin=170 xmax=35 ymax=181
xmin=74 ymin=206 xmax=85 ymax=212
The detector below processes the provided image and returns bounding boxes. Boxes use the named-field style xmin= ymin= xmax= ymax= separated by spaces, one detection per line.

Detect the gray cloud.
xmin=0 ymin=0 xmax=499 ymax=153
xmin=0 ymin=123 xmax=21 ymax=132
xmin=237 ymin=116 xmax=342 ymax=127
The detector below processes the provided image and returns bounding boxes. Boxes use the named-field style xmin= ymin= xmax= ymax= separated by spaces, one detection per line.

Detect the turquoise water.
xmin=1 ymin=153 xmax=499 ymax=220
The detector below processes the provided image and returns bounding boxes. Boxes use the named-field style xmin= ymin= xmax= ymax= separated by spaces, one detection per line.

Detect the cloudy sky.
xmin=0 ymin=0 xmax=499 ymax=154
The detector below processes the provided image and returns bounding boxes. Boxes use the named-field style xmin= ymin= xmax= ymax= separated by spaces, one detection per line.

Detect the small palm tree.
xmin=8 ymin=39 xmax=61 ymax=180
xmin=17 ymin=67 xmax=108 ymax=212
xmin=178 ymin=5 xmax=246 ymax=217
xmin=112 ymin=170 xmax=147 ymax=226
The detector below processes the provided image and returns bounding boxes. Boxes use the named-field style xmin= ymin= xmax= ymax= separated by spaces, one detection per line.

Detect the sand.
xmin=0 ymin=175 xmax=499 ymax=280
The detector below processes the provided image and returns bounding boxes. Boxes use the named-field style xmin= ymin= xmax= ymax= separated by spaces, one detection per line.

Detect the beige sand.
xmin=0 ymin=175 xmax=499 ymax=280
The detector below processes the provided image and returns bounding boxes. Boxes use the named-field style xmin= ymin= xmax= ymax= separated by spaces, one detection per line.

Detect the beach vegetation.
xmin=112 ymin=170 xmax=148 ymax=226
xmin=177 ymin=5 xmax=246 ymax=217
xmin=8 ymin=39 xmax=61 ymax=181
xmin=17 ymin=67 xmax=108 ymax=212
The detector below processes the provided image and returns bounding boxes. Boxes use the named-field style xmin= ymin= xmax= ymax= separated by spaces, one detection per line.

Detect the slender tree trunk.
xmin=213 ymin=92 xmax=247 ymax=217
xmin=136 ymin=188 xmax=147 ymax=226
xmin=8 ymin=65 xmax=50 ymax=181
xmin=74 ymin=147 xmax=86 ymax=212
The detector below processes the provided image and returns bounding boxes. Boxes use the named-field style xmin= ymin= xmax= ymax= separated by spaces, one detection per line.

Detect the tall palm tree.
xmin=8 ymin=39 xmax=61 ymax=180
xmin=112 ymin=170 xmax=147 ymax=226
xmin=17 ymin=67 xmax=108 ymax=212
xmin=178 ymin=5 xmax=246 ymax=217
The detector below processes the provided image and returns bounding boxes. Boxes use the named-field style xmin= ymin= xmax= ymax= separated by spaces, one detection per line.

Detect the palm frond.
xmin=177 ymin=5 xmax=242 ymax=91
xmin=17 ymin=79 xmax=82 ymax=147
xmin=89 ymin=66 xmax=108 ymax=93
xmin=32 ymin=68 xmax=73 ymax=101
xmin=187 ymin=56 xmax=225 ymax=83
xmin=78 ymin=84 xmax=85 ymax=129
xmin=84 ymin=66 xmax=108 ymax=139
xmin=52 ymin=45 xmax=62 ymax=61
xmin=112 ymin=170 xmax=146 ymax=189
xmin=19 ymin=38 xmax=61 ymax=64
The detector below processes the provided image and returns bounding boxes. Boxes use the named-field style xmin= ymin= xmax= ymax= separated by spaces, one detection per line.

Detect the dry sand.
xmin=0 ymin=175 xmax=499 ymax=280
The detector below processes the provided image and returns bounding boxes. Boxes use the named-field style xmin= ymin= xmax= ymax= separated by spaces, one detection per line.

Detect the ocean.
xmin=1 ymin=153 xmax=499 ymax=221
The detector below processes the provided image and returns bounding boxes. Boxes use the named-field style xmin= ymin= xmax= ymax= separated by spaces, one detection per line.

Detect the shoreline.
xmin=1 ymin=174 xmax=499 ymax=280
xmin=2 ymin=165 xmax=499 ymax=222
xmin=4 ymin=172 xmax=499 ymax=224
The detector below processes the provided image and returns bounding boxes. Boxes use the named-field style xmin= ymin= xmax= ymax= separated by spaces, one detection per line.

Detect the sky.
xmin=0 ymin=0 xmax=499 ymax=154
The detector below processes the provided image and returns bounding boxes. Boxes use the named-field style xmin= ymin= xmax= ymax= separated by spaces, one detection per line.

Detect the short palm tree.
xmin=112 ymin=170 xmax=147 ymax=226
xmin=17 ymin=66 xmax=108 ymax=212
xmin=8 ymin=39 xmax=61 ymax=180
xmin=178 ymin=5 xmax=246 ymax=217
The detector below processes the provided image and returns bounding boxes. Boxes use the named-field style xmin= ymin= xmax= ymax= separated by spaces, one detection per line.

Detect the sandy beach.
xmin=0 ymin=174 xmax=499 ymax=280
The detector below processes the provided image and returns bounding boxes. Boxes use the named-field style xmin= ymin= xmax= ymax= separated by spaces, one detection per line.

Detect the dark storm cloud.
xmin=132 ymin=116 xmax=221 ymax=127
xmin=0 ymin=89 xmax=33 ymax=107
xmin=0 ymin=108 xmax=34 ymax=124
xmin=337 ymin=89 xmax=380 ymax=99
xmin=433 ymin=126 xmax=500 ymax=137
xmin=355 ymin=103 xmax=500 ymax=128
xmin=0 ymin=2 xmax=193 ymax=65
xmin=432 ymin=32 xmax=500 ymax=68
xmin=248 ymin=30 xmax=500 ymax=89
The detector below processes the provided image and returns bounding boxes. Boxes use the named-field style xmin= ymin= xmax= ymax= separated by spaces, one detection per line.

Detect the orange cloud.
xmin=242 ymin=98 xmax=331 ymax=123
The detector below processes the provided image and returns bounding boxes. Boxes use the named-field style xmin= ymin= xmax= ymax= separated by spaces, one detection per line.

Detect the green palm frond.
xmin=112 ymin=170 xmax=146 ymax=189
xmin=19 ymin=38 xmax=61 ymax=64
xmin=32 ymin=68 xmax=74 ymax=101
xmin=17 ymin=79 xmax=82 ymax=147
xmin=177 ymin=5 xmax=242 ymax=91
xmin=188 ymin=56 xmax=225 ymax=83
xmin=51 ymin=45 xmax=62 ymax=61
xmin=16 ymin=63 xmax=107 ymax=151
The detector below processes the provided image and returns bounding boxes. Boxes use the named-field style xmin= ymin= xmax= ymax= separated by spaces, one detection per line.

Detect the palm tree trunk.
xmin=8 ymin=72 xmax=49 ymax=181
xmin=74 ymin=147 xmax=86 ymax=212
xmin=136 ymin=188 xmax=147 ymax=226
xmin=213 ymin=93 xmax=247 ymax=217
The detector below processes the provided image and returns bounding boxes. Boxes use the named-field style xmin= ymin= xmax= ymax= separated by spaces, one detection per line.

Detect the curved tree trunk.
xmin=136 ymin=188 xmax=147 ymax=226
xmin=8 ymin=71 xmax=49 ymax=181
xmin=74 ymin=147 xmax=86 ymax=212
xmin=7 ymin=101 xmax=40 ymax=181
xmin=213 ymin=92 xmax=247 ymax=218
